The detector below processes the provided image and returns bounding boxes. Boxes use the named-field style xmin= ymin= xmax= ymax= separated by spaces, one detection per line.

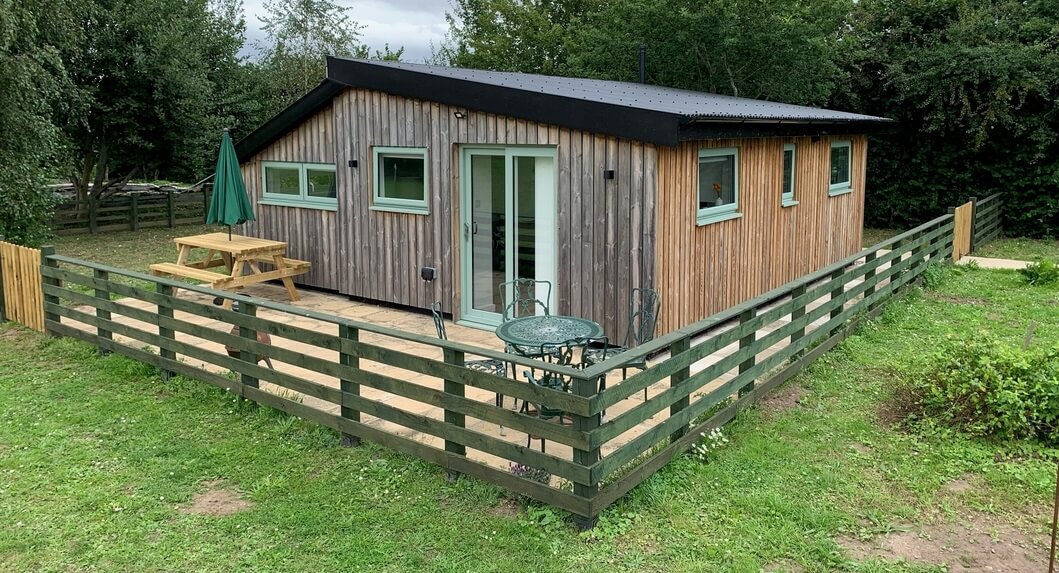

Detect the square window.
xmin=264 ymin=165 xmax=300 ymax=196
xmin=307 ymin=168 xmax=336 ymax=199
xmin=697 ymin=147 xmax=740 ymax=225
xmin=782 ymin=143 xmax=796 ymax=205
xmin=373 ymin=147 xmax=429 ymax=214
xmin=829 ymin=140 xmax=852 ymax=195
xmin=260 ymin=162 xmax=337 ymax=210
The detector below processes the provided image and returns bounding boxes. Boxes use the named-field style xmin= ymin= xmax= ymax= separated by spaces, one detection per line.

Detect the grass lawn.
xmin=973 ymin=236 xmax=1059 ymax=261
xmin=862 ymin=228 xmax=903 ymax=248
xmin=50 ymin=223 xmax=215 ymax=274
xmin=2 ymin=265 xmax=1057 ymax=571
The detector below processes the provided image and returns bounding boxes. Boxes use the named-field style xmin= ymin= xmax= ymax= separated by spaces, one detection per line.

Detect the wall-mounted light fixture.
xmin=602 ymin=169 xmax=616 ymax=180
xmin=453 ymin=111 xmax=466 ymax=119
xmin=348 ymin=159 xmax=358 ymax=168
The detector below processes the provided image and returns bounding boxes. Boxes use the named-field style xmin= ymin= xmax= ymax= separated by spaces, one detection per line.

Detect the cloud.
xmin=239 ymin=0 xmax=449 ymax=62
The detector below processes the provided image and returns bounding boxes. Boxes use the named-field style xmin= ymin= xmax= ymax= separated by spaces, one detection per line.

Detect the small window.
xmin=829 ymin=140 xmax=852 ymax=196
xmin=373 ymin=147 xmax=429 ymax=214
xmin=697 ymin=147 xmax=740 ymax=225
xmin=782 ymin=143 xmax=797 ymax=206
xmin=261 ymin=162 xmax=337 ymax=209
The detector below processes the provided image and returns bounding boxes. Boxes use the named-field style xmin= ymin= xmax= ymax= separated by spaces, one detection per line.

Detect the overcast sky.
xmin=240 ymin=0 xmax=450 ymax=62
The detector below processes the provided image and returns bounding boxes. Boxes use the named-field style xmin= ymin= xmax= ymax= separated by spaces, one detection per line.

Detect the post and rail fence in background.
xmin=0 ymin=198 xmax=1006 ymax=527
xmin=51 ymin=184 xmax=212 ymax=236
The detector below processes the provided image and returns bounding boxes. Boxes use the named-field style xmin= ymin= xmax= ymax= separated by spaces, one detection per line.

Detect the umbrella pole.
xmin=228 ymin=225 xmax=232 ymax=240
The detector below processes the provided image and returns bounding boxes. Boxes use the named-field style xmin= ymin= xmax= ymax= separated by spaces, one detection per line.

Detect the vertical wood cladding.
xmin=240 ymin=104 xmax=340 ymax=291
xmin=654 ymin=135 xmax=866 ymax=334
xmin=241 ymin=89 xmax=657 ymax=342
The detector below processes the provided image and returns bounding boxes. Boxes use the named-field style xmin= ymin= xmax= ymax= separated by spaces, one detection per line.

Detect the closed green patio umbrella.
xmin=206 ymin=129 xmax=255 ymax=239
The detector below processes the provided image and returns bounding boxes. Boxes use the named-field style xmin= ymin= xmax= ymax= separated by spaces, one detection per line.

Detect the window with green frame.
xmin=697 ymin=147 xmax=740 ymax=225
xmin=260 ymin=161 xmax=337 ymax=209
xmin=782 ymin=143 xmax=797 ymax=206
xmin=828 ymin=140 xmax=852 ymax=196
xmin=372 ymin=147 xmax=429 ymax=214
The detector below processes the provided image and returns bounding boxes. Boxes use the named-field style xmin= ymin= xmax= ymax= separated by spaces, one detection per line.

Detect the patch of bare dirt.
xmin=838 ymin=513 xmax=1046 ymax=571
xmin=849 ymin=443 xmax=873 ymax=455
xmin=763 ymin=560 xmax=804 ymax=572
xmin=489 ymin=497 xmax=522 ymax=519
xmin=760 ymin=383 xmax=805 ymax=415
xmin=180 ymin=480 xmax=252 ymax=517
xmin=943 ymin=475 xmax=977 ymax=494
xmin=926 ymin=292 xmax=991 ymax=306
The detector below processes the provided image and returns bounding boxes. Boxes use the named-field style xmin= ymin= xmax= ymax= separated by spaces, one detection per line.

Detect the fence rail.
xmin=0 ymin=241 xmax=44 ymax=331
xmin=53 ymin=188 xmax=211 ymax=235
xmin=3 ymin=210 xmax=961 ymax=528
xmin=970 ymin=193 xmax=1002 ymax=251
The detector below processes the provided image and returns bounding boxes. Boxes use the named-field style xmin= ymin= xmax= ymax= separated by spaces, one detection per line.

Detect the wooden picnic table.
xmin=149 ymin=232 xmax=310 ymax=302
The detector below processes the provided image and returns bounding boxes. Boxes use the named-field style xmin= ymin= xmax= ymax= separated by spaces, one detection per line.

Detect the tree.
xmin=836 ymin=0 xmax=1059 ymax=235
xmin=60 ymin=0 xmax=250 ymax=207
xmin=0 ymin=0 xmax=76 ymax=244
xmin=254 ymin=0 xmax=369 ymax=117
xmin=434 ymin=0 xmax=601 ymax=74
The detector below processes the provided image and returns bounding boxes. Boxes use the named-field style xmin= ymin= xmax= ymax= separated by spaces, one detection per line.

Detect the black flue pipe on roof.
xmin=638 ymin=46 xmax=646 ymax=84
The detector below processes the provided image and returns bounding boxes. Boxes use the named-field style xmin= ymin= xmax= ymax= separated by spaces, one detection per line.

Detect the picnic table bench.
xmin=149 ymin=232 xmax=310 ymax=303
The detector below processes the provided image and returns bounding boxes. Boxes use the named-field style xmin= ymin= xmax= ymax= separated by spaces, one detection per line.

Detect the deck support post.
xmin=93 ymin=268 xmax=112 ymax=356
xmin=668 ymin=336 xmax=691 ymax=443
xmin=339 ymin=324 xmax=362 ymax=448
xmin=571 ymin=374 xmax=601 ymax=530
xmin=789 ymin=284 xmax=807 ymax=361
xmin=41 ymin=246 xmax=59 ymax=335
xmin=443 ymin=348 xmax=466 ymax=482
xmin=156 ymin=282 xmax=176 ymax=380
xmin=237 ymin=302 xmax=259 ymax=395
xmin=829 ymin=268 xmax=844 ymax=336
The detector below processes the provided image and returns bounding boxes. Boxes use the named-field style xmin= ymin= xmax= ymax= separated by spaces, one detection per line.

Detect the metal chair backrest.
xmin=531 ymin=336 xmax=607 ymax=387
xmin=430 ymin=301 xmax=448 ymax=341
xmin=625 ymin=288 xmax=661 ymax=348
xmin=499 ymin=278 xmax=552 ymax=322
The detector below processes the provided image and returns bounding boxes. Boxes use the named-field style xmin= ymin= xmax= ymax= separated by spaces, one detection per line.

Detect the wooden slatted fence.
xmin=970 ymin=193 xmax=1002 ymax=251
xmin=53 ymin=188 xmax=210 ymax=235
xmin=29 ymin=213 xmax=954 ymax=528
xmin=0 ymin=241 xmax=44 ymax=331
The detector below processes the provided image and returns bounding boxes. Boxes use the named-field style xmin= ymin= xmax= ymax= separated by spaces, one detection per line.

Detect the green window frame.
xmin=782 ymin=143 xmax=798 ymax=206
xmin=696 ymin=147 xmax=741 ymax=226
xmin=372 ymin=146 xmax=429 ymax=215
xmin=260 ymin=161 xmax=338 ymax=210
xmin=828 ymin=140 xmax=853 ymax=196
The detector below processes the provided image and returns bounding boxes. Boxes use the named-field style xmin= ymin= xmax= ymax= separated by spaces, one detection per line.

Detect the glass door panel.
xmin=469 ymin=152 xmax=506 ymax=315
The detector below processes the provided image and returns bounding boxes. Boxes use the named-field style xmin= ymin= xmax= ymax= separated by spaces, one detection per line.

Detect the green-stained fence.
xmin=20 ymin=213 xmax=953 ymax=528
xmin=970 ymin=193 xmax=1002 ymax=251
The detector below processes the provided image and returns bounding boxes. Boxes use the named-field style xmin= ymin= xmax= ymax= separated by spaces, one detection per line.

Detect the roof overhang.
xmin=678 ymin=117 xmax=896 ymax=140
xmin=235 ymin=79 xmax=344 ymax=161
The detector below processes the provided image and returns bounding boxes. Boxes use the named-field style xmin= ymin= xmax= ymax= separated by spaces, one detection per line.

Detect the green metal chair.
xmin=498 ymin=278 xmax=555 ymax=359
xmin=430 ymin=302 xmax=508 ymax=408
xmin=585 ymin=288 xmax=661 ymax=400
xmin=520 ymin=336 xmax=607 ymax=452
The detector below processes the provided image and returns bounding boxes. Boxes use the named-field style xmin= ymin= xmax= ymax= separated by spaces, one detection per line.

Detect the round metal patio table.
xmin=495 ymin=315 xmax=604 ymax=353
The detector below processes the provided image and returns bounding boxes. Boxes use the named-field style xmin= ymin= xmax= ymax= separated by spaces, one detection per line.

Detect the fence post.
xmin=737 ymin=308 xmax=756 ymax=397
xmin=41 ymin=246 xmax=59 ymax=335
xmin=968 ymin=196 xmax=978 ymax=253
xmin=202 ymin=185 xmax=211 ymax=219
xmin=93 ymin=269 xmax=112 ymax=356
xmin=0 ymin=237 xmax=6 ymax=323
xmin=571 ymin=374 xmax=601 ymax=531
xmin=156 ymin=282 xmax=176 ymax=380
xmin=789 ymin=284 xmax=807 ymax=361
xmin=442 ymin=347 xmax=466 ymax=482
xmin=237 ymin=302 xmax=259 ymax=393
xmin=88 ymin=195 xmax=98 ymax=234
xmin=668 ymin=335 xmax=691 ymax=442
xmin=829 ymin=268 xmax=845 ymax=336
xmin=864 ymin=252 xmax=878 ymax=313
xmin=130 ymin=194 xmax=140 ymax=232
xmin=339 ymin=324 xmax=361 ymax=447
xmin=166 ymin=189 xmax=175 ymax=228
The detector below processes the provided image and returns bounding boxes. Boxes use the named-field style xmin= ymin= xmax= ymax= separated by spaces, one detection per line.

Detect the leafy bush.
xmin=896 ymin=336 xmax=1059 ymax=445
xmin=1019 ymin=259 xmax=1059 ymax=286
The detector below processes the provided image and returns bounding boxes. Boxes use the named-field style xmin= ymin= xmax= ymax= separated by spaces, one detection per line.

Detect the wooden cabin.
xmin=235 ymin=57 xmax=890 ymax=340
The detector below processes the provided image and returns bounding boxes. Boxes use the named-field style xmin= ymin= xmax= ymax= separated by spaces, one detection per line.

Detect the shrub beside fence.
xmin=53 ymin=187 xmax=211 ymax=235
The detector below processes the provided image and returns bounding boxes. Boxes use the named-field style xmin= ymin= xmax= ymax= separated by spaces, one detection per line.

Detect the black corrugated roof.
xmin=237 ymin=57 xmax=891 ymax=159
xmin=348 ymin=59 xmax=886 ymax=123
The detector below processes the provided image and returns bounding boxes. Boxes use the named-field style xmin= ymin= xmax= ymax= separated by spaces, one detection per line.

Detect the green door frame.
xmin=458 ymin=145 xmax=558 ymax=329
